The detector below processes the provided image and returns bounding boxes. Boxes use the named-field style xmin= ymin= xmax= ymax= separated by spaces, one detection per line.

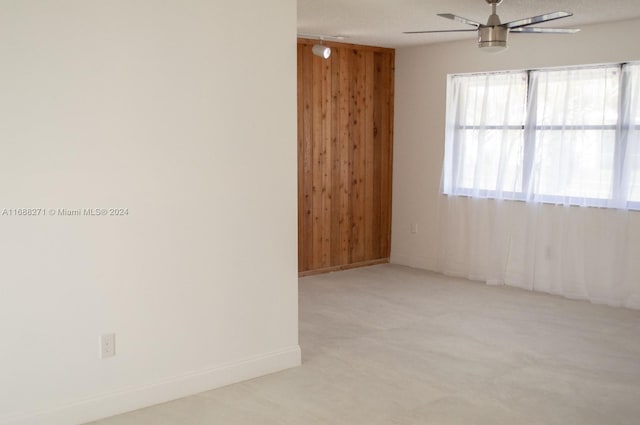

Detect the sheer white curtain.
xmin=620 ymin=63 xmax=640 ymax=207
xmin=527 ymin=66 xmax=619 ymax=206
xmin=442 ymin=71 xmax=527 ymax=200
xmin=437 ymin=64 xmax=640 ymax=309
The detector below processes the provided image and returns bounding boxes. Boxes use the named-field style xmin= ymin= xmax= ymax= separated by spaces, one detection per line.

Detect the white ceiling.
xmin=297 ymin=0 xmax=640 ymax=48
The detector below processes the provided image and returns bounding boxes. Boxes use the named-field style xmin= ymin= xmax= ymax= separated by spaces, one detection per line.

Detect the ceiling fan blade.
xmin=510 ymin=27 xmax=580 ymax=34
xmin=504 ymin=11 xmax=573 ymax=29
xmin=403 ymin=29 xmax=478 ymax=34
xmin=437 ymin=13 xmax=482 ymax=28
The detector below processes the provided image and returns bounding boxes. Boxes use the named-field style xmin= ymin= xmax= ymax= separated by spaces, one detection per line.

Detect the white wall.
xmin=0 ymin=1 xmax=299 ymax=424
xmin=392 ymin=19 xmax=640 ymax=271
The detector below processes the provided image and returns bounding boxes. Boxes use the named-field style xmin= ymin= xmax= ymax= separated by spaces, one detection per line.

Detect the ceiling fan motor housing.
xmin=478 ymin=25 xmax=508 ymax=49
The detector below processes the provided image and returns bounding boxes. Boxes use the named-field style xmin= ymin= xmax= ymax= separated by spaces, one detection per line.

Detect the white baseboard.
xmin=390 ymin=253 xmax=438 ymax=271
xmin=2 ymin=345 xmax=301 ymax=425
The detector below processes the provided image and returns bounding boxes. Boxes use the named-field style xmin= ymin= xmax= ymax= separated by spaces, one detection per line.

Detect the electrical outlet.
xmin=545 ymin=245 xmax=553 ymax=260
xmin=100 ymin=333 xmax=116 ymax=359
xmin=410 ymin=223 xmax=419 ymax=234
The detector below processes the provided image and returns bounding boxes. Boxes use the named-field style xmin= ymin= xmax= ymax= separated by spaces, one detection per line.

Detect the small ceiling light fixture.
xmin=312 ymin=42 xmax=331 ymax=59
xmin=298 ymin=33 xmax=346 ymax=60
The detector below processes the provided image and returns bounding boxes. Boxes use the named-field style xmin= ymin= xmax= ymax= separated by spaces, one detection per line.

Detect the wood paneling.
xmin=297 ymin=39 xmax=394 ymax=274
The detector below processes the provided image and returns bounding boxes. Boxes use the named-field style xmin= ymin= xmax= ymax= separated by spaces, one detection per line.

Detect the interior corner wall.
xmin=0 ymin=1 xmax=299 ymax=424
xmin=391 ymin=18 xmax=640 ymax=270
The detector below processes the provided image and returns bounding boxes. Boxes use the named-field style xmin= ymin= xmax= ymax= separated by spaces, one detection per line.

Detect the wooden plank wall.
xmin=297 ymin=39 xmax=395 ymax=275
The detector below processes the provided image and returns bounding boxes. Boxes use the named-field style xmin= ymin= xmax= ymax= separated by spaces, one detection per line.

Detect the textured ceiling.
xmin=297 ymin=0 xmax=640 ymax=48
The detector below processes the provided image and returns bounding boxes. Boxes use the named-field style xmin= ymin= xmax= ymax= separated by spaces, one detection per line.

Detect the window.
xmin=447 ymin=72 xmax=527 ymax=197
xmin=442 ymin=62 xmax=640 ymax=209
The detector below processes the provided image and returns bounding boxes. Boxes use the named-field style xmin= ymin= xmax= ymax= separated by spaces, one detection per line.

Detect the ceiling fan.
xmin=404 ymin=0 xmax=580 ymax=52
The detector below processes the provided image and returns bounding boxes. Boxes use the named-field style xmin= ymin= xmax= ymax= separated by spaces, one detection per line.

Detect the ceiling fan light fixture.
xmin=480 ymin=43 xmax=508 ymax=53
xmin=312 ymin=44 xmax=331 ymax=59
xmin=478 ymin=25 xmax=508 ymax=53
